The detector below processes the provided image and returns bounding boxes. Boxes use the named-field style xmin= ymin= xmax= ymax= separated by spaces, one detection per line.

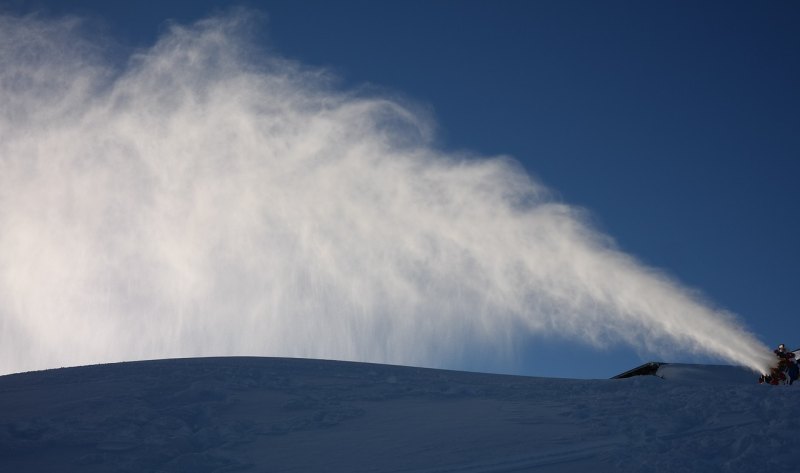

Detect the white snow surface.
xmin=0 ymin=357 xmax=796 ymax=472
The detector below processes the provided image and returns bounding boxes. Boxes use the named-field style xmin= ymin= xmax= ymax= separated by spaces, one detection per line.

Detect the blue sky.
xmin=3 ymin=1 xmax=798 ymax=378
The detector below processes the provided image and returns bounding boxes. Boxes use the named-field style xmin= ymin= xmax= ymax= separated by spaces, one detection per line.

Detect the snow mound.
xmin=0 ymin=357 xmax=798 ymax=472
xmin=656 ymin=363 xmax=759 ymax=385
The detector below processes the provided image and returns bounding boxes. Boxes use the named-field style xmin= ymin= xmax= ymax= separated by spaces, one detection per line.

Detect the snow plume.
xmin=0 ymin=12 xmax=776 ymax=376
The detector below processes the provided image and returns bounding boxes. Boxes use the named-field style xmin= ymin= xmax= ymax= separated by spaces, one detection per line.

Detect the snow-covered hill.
xmin=0 ymin=357 xmax=796 ymax=472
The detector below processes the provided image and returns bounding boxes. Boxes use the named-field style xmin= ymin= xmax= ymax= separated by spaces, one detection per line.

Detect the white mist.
xmin=0 ymin=12 xmax=775 ymax=375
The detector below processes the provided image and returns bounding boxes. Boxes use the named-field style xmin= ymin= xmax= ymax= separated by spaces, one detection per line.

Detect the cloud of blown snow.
xmin=0 ymin=12 xmax=776 ymax=376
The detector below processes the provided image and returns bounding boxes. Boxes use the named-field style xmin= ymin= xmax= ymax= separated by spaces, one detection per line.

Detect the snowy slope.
xmin=0 ymin=357 xmax=797 ymax=472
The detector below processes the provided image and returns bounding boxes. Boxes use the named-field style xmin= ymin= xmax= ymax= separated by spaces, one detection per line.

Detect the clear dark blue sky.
xmin=4 ymin=0 xmax=798 ymax=377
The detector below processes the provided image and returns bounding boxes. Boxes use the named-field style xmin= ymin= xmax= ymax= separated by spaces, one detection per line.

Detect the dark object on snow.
xmin=759 ymin=345 xmax=799 ymax=385
xmin=787 ymin=363 xmax=799 ymax=384
xmin=611 ymin=362 xmax=665 ymax=379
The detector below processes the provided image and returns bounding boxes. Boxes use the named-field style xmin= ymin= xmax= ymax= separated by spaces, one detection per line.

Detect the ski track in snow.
xmin=0 ymin=357 xmax=797 ymax=472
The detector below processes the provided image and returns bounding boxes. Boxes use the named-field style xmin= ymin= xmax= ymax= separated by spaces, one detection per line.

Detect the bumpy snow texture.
xmin=0 ymin=357 xmax=797 ymax=473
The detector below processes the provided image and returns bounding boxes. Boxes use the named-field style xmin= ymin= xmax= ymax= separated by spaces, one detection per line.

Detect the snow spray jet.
xmin=0 ymin=12 xmax=776 ymax=376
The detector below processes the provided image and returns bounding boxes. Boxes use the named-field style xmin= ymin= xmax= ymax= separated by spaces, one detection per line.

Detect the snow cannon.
xmin=758 ymin=346 xmax=800 ymax=385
